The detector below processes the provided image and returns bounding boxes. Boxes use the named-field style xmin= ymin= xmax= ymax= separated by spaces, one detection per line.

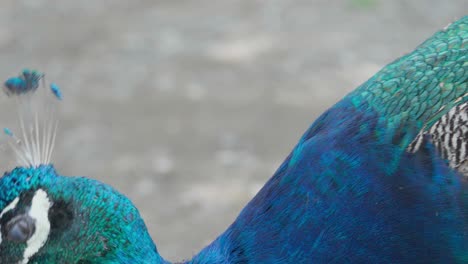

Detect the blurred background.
xmin=0 ymin=0 xmax=465 ymax=261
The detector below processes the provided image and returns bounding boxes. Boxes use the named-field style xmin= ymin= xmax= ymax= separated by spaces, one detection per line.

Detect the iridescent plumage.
xmin=0 ymin=16 xmax=466 ymax=263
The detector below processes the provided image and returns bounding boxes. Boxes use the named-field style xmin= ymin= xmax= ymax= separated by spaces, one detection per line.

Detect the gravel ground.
xmin=0 ymin=0 xmax=465 ymax=261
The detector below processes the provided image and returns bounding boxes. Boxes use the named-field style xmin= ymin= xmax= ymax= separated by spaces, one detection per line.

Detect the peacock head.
xmin=0 ymin=70 xmax=166 ymax=263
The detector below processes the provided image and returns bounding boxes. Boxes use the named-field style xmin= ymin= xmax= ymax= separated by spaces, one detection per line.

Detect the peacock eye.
xmin=5 ymin=214 xmax=35 ymax=243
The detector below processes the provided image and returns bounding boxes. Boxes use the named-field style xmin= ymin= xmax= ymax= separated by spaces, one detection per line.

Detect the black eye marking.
xmin=49 ymin=200 xmax=73 ymax=231
xmin=19 ymin=190 xmax=36 ymax=205
xmin=0 ymin=190 xmax=40 ymax=225
xmin=4 ymin=214 xmax=36 ymax=243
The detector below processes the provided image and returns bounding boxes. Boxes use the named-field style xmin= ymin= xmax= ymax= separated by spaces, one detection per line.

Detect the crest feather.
xmin=2 ymin=69 xmax=62 ymax=167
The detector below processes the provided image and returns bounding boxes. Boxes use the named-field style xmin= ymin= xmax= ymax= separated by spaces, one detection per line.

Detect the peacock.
xmin=0 ymin=16 xmax=466 ymax=264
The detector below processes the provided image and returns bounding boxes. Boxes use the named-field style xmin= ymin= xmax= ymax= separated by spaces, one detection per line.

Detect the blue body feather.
xmin=191 ymin=100 xmax=468 ymax=263
xmin=190 ymin=17 xmax=468 ymax=263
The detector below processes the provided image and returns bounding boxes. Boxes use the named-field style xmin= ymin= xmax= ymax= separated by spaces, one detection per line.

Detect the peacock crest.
xmin=1 ymin=69 xmax=62 ymax=168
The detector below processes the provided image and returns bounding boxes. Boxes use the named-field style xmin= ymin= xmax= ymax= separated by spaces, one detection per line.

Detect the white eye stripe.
xmin=0 ymin=197 xmax=20 ymax=246
xmin=20 ymin=189 xmax=52 ymax=264
xmin=0 ymin=197 xmax=20 ymax=218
